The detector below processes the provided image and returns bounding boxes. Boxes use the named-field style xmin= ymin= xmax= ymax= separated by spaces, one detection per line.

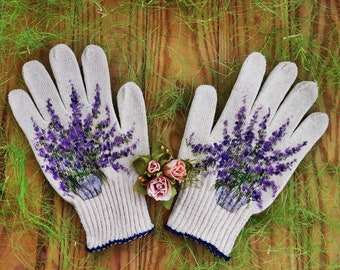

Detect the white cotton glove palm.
xmin=8 ymin=44 xmax=154 ymax=252
xmin=166 ymin=52 xmax=329 ymax=260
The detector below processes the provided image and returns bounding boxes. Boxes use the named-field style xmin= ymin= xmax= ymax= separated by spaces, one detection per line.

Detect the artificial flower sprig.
xmin=133 ymin=142 xmax=194 ymax=209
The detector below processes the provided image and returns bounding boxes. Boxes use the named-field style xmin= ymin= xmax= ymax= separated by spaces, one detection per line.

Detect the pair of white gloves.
xmin=8 ymin=44 xmax=328 ymax=259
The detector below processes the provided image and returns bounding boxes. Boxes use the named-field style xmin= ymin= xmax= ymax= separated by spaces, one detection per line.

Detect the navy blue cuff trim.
xmin=165 ymin=224 xmax=231 ymax=261
xmin=86 ymin=226 xmax=154 ymax=252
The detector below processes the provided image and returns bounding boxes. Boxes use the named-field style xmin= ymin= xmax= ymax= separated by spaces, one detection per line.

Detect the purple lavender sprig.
xmin=188 ymin=100 xmax=307 ymax=212
xmin=32 ymin=83 xmax=137 ymax=199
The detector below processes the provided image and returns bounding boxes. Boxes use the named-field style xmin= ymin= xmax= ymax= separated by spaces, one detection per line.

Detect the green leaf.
xmin=151 ymin=141 xmax=173 ymax=159
xmin=151 ymin=141 xmax=165 ymax=157
xmin=168 ymin=178 xmax=177 ymax=185
xmin=183 ymin=159 xmax=193 ymax=171
xmin=132 ymin=156 xmax=150 ymax=175
xmin=155 ymin=171 xmax=163 ymax=177
xmin=162 ymin=186 xmax=177 ymax=210
xmin=162 ymin=199 xmax=173 ymax=210
xmin=133 ymin=179 xmax=148 ymax=195
xmin=158 ymin=153 xmax=172 ymax=164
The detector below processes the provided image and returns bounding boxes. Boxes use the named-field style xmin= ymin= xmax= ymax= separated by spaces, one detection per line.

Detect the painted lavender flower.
xmin=32 ymin=83 xmax=137 ymax=200
xmin=188 ymin=100 xmax=307 ymax=212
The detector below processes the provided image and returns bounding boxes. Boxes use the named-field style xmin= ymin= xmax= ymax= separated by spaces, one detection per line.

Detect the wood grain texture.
xmin=0 ymin=1 xmax=339 ymax=269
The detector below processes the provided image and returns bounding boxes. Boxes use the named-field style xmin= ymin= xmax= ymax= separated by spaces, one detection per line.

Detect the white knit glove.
xmin=8 ymin=44 xmax=154 ymax=252
xmin=166 ymin=52 xmax=329 ymax=260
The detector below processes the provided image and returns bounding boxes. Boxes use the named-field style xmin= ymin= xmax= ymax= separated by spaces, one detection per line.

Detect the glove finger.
xmin=253 ymin=112 xmax=329 ymax=213
xmin=22 ymin=60 xmax=69 ymax=122
xmin=250 ymin=61 xmax=297 ymax=121
xmin=49 ymin=44 xmax=89 ymax=111
xmin=117 ymin=82 xmax=149 ymax=154
xmin=268 ymin=81 xmax=318 ymax=137
xmin=180 ymin=85 xmax=217 ymax=157
xmin=81 ymin=45 xmax=118 ymax=124
xmin=289 ymin=112 xmax=329 ymax=151
xmin=211 ymin=52 xmax=266 ymax=139
xmin=8 ymin=89 xmax=47 ymax=140
xmin=9 ymin=90 xmax=76 ymax=203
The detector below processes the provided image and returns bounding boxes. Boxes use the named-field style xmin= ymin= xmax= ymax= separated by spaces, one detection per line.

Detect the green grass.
xmin=0 ymin=0 xmax=339 ymax=269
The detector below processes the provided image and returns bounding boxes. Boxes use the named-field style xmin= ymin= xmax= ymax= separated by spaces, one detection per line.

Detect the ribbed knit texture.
xmin=166 ymin=176 xmax=252 ymax=258
xmin=74 ymin=174 xmax=154 ymax=251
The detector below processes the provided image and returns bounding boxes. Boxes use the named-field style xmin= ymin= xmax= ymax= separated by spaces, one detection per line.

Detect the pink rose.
xmin=147 ymin=176 xmax=172 ymax=201
xmin=147 ymin=160 xmax=161 ymax=174
xmin=163 ymin=159 xmax=186 ymax=183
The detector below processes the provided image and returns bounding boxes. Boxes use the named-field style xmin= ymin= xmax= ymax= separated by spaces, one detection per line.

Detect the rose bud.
xmin=147 ymin=160 xmax=161 ymax=174
xmin=163 ymin=159 xmax=186 ymax=183
xmin=147 ymin=176 xmax=172 ymax=201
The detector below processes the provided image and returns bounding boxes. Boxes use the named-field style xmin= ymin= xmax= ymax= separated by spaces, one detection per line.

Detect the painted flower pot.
xmin=215 ymin=186 xmax=247 ymax=212
xmin=75 ymin=174 xmax=102 ymax=200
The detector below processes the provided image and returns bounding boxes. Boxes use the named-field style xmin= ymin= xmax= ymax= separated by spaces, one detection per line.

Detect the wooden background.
xmin=0 ymin=1 xmax=339 ymax=269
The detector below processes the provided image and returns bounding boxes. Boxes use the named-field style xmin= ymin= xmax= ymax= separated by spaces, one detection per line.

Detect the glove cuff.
xmin=165 ymin=186 xmax=252 ymax=260
xmin=73 ymin=174 xmax=154 ymax=252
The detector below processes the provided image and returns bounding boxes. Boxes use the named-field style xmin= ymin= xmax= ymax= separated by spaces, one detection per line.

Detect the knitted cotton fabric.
xmin=166 ymin=52 xmax=329 ymax=260
xmin=8 ymin=44 xmax=154 ymax=251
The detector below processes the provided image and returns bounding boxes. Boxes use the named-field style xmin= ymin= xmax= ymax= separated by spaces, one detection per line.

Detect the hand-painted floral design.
xmin=32 ymin=83 xmax=137 ymax=200
xmin=187 ymin=100 xmax=307 ymax=211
